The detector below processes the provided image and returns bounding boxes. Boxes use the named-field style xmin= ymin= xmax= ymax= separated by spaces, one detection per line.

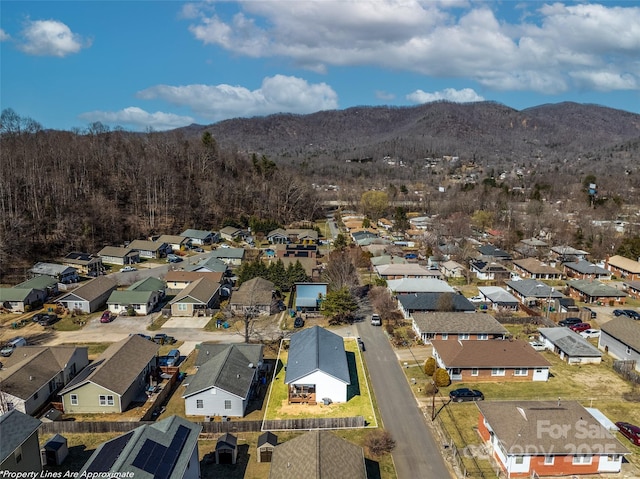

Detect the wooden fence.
xmin=38 ymin=416 xmax=365 ymax=435
xmin=613 ymin=360 xmax=640 ymax=385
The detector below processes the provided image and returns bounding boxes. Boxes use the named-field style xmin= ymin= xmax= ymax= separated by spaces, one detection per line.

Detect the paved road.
xmin=357 ymin=319 xmax=453 ymax=479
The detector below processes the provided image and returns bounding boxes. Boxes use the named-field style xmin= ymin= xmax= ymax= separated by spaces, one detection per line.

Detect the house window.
xmin=99 ymin=395 xmax=114 ymax=406
xmin=70 ymin=394 xmax=78 ymax=405
xmin=178 ymin=303 xmax=188 ymax=311
xmin=224 ymin=400 xmax=232 ymax=410
xmin=491 ymin=368 xmax=505 ymax=376
xmin=573 ymin=455 xmax=592 ymax=465
xmin=459 ymin=333 xmax=470 ymax=340
xmin=477 ymin=333 xmax=488 ymax=340
xmin=196 ymin=400 xmax=204 ymax=409
xmin=441 ymin=333 xmax=448 ymax=340
xmin=514 ymin=456 xmax=524 ymax=464
xmin=626 ymin=346 xmax=631 ymax=355
xmin=544 ymin=455 xmax=554 ymax=465
xmin=471 ymin=368 xmax=479 ymax=376
xmin=514 ymin=368 xmax=528 ymax=376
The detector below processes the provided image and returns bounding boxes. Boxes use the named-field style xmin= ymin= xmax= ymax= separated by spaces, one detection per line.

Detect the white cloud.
xmin=0 ymin=29 xmax=10 ymax=41
xmin=570 ymin=71 xmax=638 ymax=91
xmin=79 ymin=107 xmax=194 ymax=131
xmin=407 ymin=88 xmax=484 ymax=103
xmin=375 ymin=90 xmax=396 ymax=101
xmin=137 ymin=75 xmax=338 ymax=121
xmin=184 ymin=1 xmax=640 ymax=93
xmin=18 ymin=19 xmax=89 ymax=57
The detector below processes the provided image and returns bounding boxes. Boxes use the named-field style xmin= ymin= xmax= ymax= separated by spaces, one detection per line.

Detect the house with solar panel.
xmin=80 ymin=415 xmax=201 ymax=479
xmin=182 ymin=343 xmax=264 ymax=417
xmin=59 ymin=335 xmax=159 ymax=413
xmin=285 ymin=326 xmax=351 ymax=405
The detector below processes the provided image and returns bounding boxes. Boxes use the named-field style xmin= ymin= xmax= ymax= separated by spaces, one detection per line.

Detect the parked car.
xmin=120 ymin=265 xmax=137 ymax=272
xmin=166 ymin=349 xmax=181 ymax=367
xmin=623 ymin=309 xmax=640 ymax=320
xmin=449 ymin=388 xmax=484 ymax=402
xmin=469 ymin=295 xmax=484 ymax=302
xmin=616 ymin=422 xmax=640 ymax=446
xmin=167 ymin=254 xmax=182 ymax=263
xmin=569 ymin=322 xmax=591 ymax=333
xmin=580 ymin=329 xmax=601 ymax=339
xmin=100 ymin=311 xmax=114 ymax=323
xmin=32 ymin=312 xmax=48 ymax=322
xmin=529 ymin=340 xmax=546 ymax=351
xmin=0 ymin=337 xmax=27 ymax=357
xmin=193 ymin=247 xmax=204 ymax=253
xmin=371 ymin=314 xmax=382 ymax=326
xmin=153 ymin=333 xmax=175 ymax=345
xmin=293 ymin=316 xmax=305 ymax=328
xmin=38 ymin=314 xmax=59 ymax=326
xmin=613 ymin=309 xmax=626 ymax=317
xmin=558 ymin=317 xmax=583 ymax=327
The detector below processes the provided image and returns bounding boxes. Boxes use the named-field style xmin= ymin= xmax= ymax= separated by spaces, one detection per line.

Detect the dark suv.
xmin=623 ymin=310 xmax=640 ymax=320
xmin=558 ymin=317 xmax=582 ymax=327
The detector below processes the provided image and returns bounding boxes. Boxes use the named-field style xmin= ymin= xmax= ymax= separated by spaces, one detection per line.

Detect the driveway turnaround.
xmin=357 ymin=320 xmax=453 ymax=479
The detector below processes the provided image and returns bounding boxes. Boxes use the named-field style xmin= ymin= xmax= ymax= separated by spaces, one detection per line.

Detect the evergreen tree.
xmin=268 ymin=259 xmax=288 ymax=291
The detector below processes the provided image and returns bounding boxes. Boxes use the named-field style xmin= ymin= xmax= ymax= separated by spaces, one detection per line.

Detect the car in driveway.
xmin=153 ymin=333 xmax=175 ymax=345
xmin=449 ymin=388 xmax=484 ymax=402
xmin=569 ymin=322 xmax=591 ymax=333
xmin=0 ymin=337 xmax=27 ymax=357
xmin=120 ymin=265 xmax=137 ymax=272
xmin=580 ymin=329 xmax=601 ymax=339
xmin=613 ymin=309 xmax=626 ymax=317
xmin=558 ymin=317 xmax=583 ymax=327
xmin=100 ymin=311 xmax=114 ymax=323
xmin=622 ymin=309 xmax=640 ymax=320
xmin=616 ymin=422 xmax=640 ymax=446
xmin=38 ymin=314 xmax=59 ymax=326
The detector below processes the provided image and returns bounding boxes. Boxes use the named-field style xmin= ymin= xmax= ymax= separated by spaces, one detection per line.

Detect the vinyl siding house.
xmin=230 ymin=277 xmax=276 ymax=316
xmin=156 ymin=234 xmax=190 ymax=252
xmin=599 ymin=316 xmax=640 ymax=372
xmin=0 ymin=346 xmax=89 ymax=415
xmin=165 ymin=271 xmax=223 ymax=291
xmin=563 ymin=260 xmax=611 ymax=280
xmin=180 ymin=228 xmax=217 ymax=245
xmin=16 ymin=275 xmax=59 ymax=298
xmin=185 ymin=257 xmax=229 ymax=274
xmin=398 ymin=293 xmax=475 ymax=318
xmin=412 ymin=312 xmax=508 ymax=343
xmin=512 ymin=258 xmax=562 ymax=280
xmin=210 ymin=248 xmax=245 ymax=266
xmin=477 ymin=244 xmax=512 ymax=262
xmin=477 ymin=400 xmax=629 ymax=477
xmin=469 ymin=260 xmax=510 ymax=281
xmin=0 ymin=287 xmax=46 ymax=313
xmin=431 ymin=339 xmax=550 ymax=382
xmin=605 ymin=255 xmax=640 ymax=281
xmin=477 ymin=286 xmax=519 ymax=311
xmin=62 ymin=251 xmax=103 ymax=276
xmin=566 ymin=279 xmax=627 ymax=306
xmin=59 ymin=335 xmax=159 ymax=413
xmin=285 ymin=326 xmax=351 ymax=404
xmin=107 ymin=277 xmax=165 ymax=316
xmin=28 ymin=262 xmax=78 ymax=284
xmin=440 ymin=260 xmax=466 ymax=279
xmin=128 ymin=240 xmax=170 ymax=259
xmin=269 ymin=430 xmax=366 ymax=479
xmin=56 ymin=276 xmax=117 ymax=313
xmin=183 ymin=344 xmax=263 ymax=417
xmin=98 ymin=246 xmax=140 ymax=265
xmin=387 ymin=278 xmax=454 ymax=295
xmin=0 ymin=410 xmax=42 ymax=473
xmin=505 ymin=279 xmax=564 ymax=308
xmin=219 ymin=226 xmax=243 ymax=242
xmin=80 ymin=415 xmax=201 ymax=479
xmin=537 ymin=327 xmax=602 ymax=365
xmin=168 ymin=277 xmax=220 ymax=317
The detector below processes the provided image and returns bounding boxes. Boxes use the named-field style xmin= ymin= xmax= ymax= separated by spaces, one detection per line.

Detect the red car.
xmin=100 ymin=311 xmax=114 ymax=323
xmin=569 ymin=322 xmax=591 ymax=332
xmin=616 ymin=422 xmax=640 ymax=446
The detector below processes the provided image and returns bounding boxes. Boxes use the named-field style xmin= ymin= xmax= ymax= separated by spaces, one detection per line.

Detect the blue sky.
xmin=2 ymin=1 xmax=639 ymax=131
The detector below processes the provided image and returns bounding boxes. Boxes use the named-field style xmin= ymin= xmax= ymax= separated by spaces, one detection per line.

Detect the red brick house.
xmin=512 ymin=258 xmax=562 ymax=280
xmin=431 ymin=339 xmax=550 ymax=382
xmin=477 ymin=400 xmax=629 ymax=477
xmin=605 ymin=255 xmax=640 ymax=281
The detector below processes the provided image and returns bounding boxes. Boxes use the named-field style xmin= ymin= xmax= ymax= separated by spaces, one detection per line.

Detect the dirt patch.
xmin=275 ymin=401 xmax=342 ymax=418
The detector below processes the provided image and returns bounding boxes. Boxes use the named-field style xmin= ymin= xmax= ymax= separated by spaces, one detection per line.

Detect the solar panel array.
xmin=131 ymin=425 xmax=191 ymax=479
xmin=86 ymin=432 xmax=134 ymax=472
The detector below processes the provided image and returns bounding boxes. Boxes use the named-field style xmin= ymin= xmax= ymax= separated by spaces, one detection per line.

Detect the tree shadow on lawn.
xmin=346 ymin=351 xmax=360 ymax=401
xmin=365 ymin=458 xmax=382 ymax=479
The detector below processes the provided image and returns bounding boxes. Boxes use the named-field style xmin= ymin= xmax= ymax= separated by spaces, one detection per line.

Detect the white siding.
xmin=184 ymin=387 xmax=246 ymax=417
xmin=597 ymin=454 xmax=624 ymax=472
xmin=532 ymin=368 xmax=549 ymax=381
xmin=599 ymin=333 xmax=640 ymax=372
xmin=294 ymin=370 xmax=347 ymax=403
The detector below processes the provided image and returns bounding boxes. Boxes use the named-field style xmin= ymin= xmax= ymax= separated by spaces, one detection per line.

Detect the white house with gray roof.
xmin=80 ymin=415 xmax=201 ymax=479
xmin=29 ymin=262 xmax=78 ymax=284
xmin=599 ymin=316 xmax=640 ymax=372
xmin=387 ymin=278 xmax=454 ymax=295
xmin=56 ymin=276 xmax=117 ymax=313
xmin=412 ymin=312 xmax=508 ymax=343
xmin=183 ymin=344 xmax=263 ymax=417
xmin=477 ymin=286 xmax=519 ymax=311
xmin=537 ymin=327 xmax=602 ymax=364
xmin=285 ymin=326 xmax=351 ymax=404
xmin=180 ymin=228 xmax=218 ymax=245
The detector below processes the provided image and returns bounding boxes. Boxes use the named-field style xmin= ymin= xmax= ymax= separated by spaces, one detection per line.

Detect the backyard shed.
xmin=215 ymin=433 xmax=237 ymax=465
xmin=257 ymin=432 xmax=277 ymax=463
xmin=41 ymin=434 xmax=68 ymax=466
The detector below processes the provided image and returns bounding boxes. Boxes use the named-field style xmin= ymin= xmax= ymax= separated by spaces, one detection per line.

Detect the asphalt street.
xmin=357 ymin=319 xmax=453 ymax=479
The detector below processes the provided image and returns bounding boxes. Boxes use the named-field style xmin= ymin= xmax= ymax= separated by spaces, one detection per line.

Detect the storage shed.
xmin=41 ymin=434 xmax=68 ymax=466
xmin=215 ymin=433 xmax=237 ymax=465
xmin=257 ymin=431 xmax=277 ymax=463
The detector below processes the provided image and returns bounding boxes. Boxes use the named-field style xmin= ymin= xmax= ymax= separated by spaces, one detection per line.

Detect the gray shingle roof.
xmin=398 ymin=293 xmax=475 ymax=312
xmin=58 ymin=276 xmax=117 ymax=302
xmin=537 ymin=327 xmax=602 ymax=358
xmin=285 ymin=326 xmax=350 ymax=385
xmin=29 ymin=262 xmax=76 ymax=277
xmin=183 ymin=344 xmax=263 ymax=399
xmin=180 ymin=229 xmax=213 ymax=240
xmin=169 ymin=277 xmax=219 ymax=305
xmin=0 ymin=410 xmax=42 ymax=462
xmin=269 ymin=430 xmax=366 ymax=479
xmin=505 ymin=279 xmax=563 ymax=298
xmin=563 ymin=260 xmax=609 ymax=275
xmin=386 ymin=278 xmax=454 ymax=293
xmin=80 ymin=415 xmax=201 ymax=478
xmin=412 ymin=312 xmax=508 ymax=335
xmin=477 ymin=400 xmax=628 ymax=455
xmin=600 ymin=316 xmax=640 ymax=352
xmin=477 ymin=286 xmax=519 ymax=304
xmin=195 ymin=343 xmax=263 ymax=368
xmin=211 ymin=248 xmax=245 ymax=259
xmin=60 ymin=335 xmax=158 ymax=396
xmin=568 ymin=279 xmax=626 ymax=298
